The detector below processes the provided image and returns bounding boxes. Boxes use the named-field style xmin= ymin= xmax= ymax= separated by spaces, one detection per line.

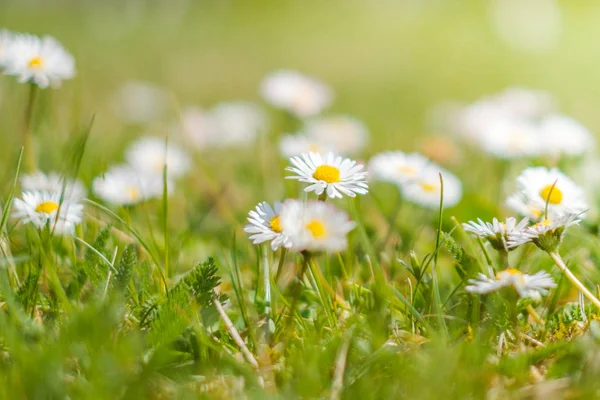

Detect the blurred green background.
xmin=2 ymin=0 xmax=599 ymax=152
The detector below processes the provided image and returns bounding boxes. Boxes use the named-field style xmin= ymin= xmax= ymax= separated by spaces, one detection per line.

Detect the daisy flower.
xmin=477 ymin=119 xmax=543 ymax=159
xmin=368 ymin=151 xmax=430 ymax=185
xmin=125 ymin=136 xmax=191 ymax=179
xmin=402 ymin=164 xmax=462 ymax=209
xmin=13 ymin=190 xmax=83 ymax=235
xmin=279 ymin=199 xmax=355 ymax=253
xmin=466 ymin=268 xmax=556 ymax=299
xmin=507 ymin=212 xmax=580 ymax=251
xmin=92 ymin=165 xmax=171 ymax=206
xmin=510 ymin=167 xmax=587 ymax=218
xmin=111 ymin=81 xmax=169 ymax=125
xmin=0 ymin=29 xmax=13 ymax=67
xmin=304 ymin=115 xmax=369 ymax=156
xmin=210 ymin=101 xmax=268 ymax=147
xmin=286 ymin=152 xmax=368 ymax=199
xmin=540 ymin=115 xmax=594 ymax=158
xmin=259 ymin=70 xmax=333 ymax=117
xmin=463 ymin=217 xmax=528 ymax=251
xmin=2 ymin=34 xmax=75 ymax=88
xmin=279 ymin=132 xmax=335 ymax=159
xmin=179 ymin=106 xmax=220 ymax=150
xmin=244 ymin=201 xmax=292 ymax=251
xmin=21 ymin=171 xmax=87 ymax=202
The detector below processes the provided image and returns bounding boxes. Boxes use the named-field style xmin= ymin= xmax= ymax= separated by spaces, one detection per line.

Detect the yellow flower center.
xmin=269 ymin=216 xmax=282 ymax=233
xmin=540 ymin=184 xmax=563 ymax=205
xmin=308 ymin=144 xmax=321 ymax=152
xmin=420 ymin=182 xmax=438 ymax=192
xmin=28 ymin=56 xmax=44 ymax=69
xmin=306 ymin=219 xmax=327 ymax=238
xmin=397 ymin=165 xmax=416 ymax=175
xmin=313 ymin=165 xmax=341 ymax=183
xmin=35 ymin=201 xmax=59 ymax=214
xmin=540 ymin=219 xmax=552 ymax=227
xmin=496 ymin=268 xmax=525 ymax=283
xmin=128 ymin=187 xmax=140 ymax=201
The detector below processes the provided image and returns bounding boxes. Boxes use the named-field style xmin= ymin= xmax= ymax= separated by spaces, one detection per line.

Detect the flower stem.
xmin=318 ymin=192 xmax=328 ymax=202
xmin=275 ymin=248 xmax=288 ymax=284
xmin=548 ymin=251 xmax=600 ymax=309
xmin=261 ymin=245 xmax=272 ymax=319
xmin=22 ymin=83 xmax=38 ymax=173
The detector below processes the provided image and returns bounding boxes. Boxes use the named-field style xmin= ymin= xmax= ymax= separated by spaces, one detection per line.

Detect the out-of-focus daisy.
xmin=507 ymin=212 xmax=580 ymax=251
xmin=541 ymin=115 xmax=594 ymax=158
xmin=402 ymin=165 xmax=462 ymax=209
xmin=93 ymin=165 xmax=170 ymax=206
xmin=463 ymin=217 xmax=528 ymax=251
xmin=21 ymin=171 xmax=87 ymax=202
xmin=510 ymin=167 xmax=587 ymax=218
xmin=466 ymin=268 xmax=556 ymax=299
xmin=13 ymin=190 xmax=83 ymax=235
xmin=279 ymin=132 xmax=335 ymax=159
xmin=111 ymin=81 xmax=169 ymax=125
xmin=505 ymin=194 xmax=545 ymax=221
xmin=260 ymin=70 xmax=333 ymax=117
xmin=244 ymin=201 xmax=292 ymax=251
xmin=279 ymin=199 xmax=355 ymax=253
xmin=210 ymin=101 xmax=268 ymax=147
xmin=304 ymin=115 xmax=369 ymax=156
xmin=125 ymin=136 xmax=191 ymax=179
xmin=179 ymin=107 xmax=220 ymax=150
xmin=2 ymin=34 xmax=75 ymax=88
xmin=477 ymin=119 xmax=543 ymax=159
xmin=286 ymin=152 xmax=368 ymax=199
xmin=0 ymin=29 xmax=13 ymax=66
xmin=368 ymin=151 xmax=430 ymax=185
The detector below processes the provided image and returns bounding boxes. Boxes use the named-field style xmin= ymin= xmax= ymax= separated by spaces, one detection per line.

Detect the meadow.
xmin=2 ymin=1 xmax=600 ymax=399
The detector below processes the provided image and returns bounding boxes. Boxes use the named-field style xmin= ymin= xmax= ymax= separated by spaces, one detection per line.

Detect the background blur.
xmin=1 ymin=0 xmax=598 ymax=149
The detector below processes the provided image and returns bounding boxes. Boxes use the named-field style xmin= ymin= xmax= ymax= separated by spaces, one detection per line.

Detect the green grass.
xmin=2 ymin=1 xmax=600 ymax=398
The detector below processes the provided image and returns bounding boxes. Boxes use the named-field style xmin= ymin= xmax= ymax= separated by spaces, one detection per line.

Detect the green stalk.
xmin=22 ymin=83 xmax=38 ymax=173
xmin=548 ymin=251 xmax=600 ymax=309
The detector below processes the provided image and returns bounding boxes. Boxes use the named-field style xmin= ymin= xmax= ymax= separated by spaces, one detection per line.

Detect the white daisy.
xmin=368 ymin=151 xmax=430 ymax=185
xmin=125 ymin=136 xmax=191 ymax=179
xmin=286 ymin=152 xmax=368 ymax=199
xmin=463 ymin=217 xmax=529 ymax=251
xmin=259 ymin=70 xmax=333 ymax=117
xmin=2 ymin=34 xmax=75 ymax=89
xmin=402 ymin=164 xmax=462 ymax=209
xmin=507 ymin=212 xmax=580 ymax=250
xmin=477 ymin=119 xmax=543 ymax=159
xmin=505 ymin=194 xmax=545 ymax=221
xmin=210 ymin=101 xmax=268 ymax=147
xmin=279 ymin=132 xmax=335 ymax=159
xmin=13 ymin=190 xmax=83 ymax=235
xmin=466 ymin=268 xmax=556 ymax=299
xmin=111 ymin=81 xmax=169 ymax=125
xmin=21 ymin=171 xmax=87 ymax=202
xmin=244 ymin=201 xmax=292 ymax=251
xmin=540 ymin=115 xmax=594 ymax=158
xmin=279 ymin=199 xmax=355 ymax=253
xmin=509 ymin=167 xmax=587 ymax=218
xmin=92 ymin=165 xmax=171 ymax=206
xmin=304 ymin=115 xmax=369 ymax=156
xmin=178 ymin=106 xmax=221 ymax=150
xmin=0 ymin=29 xmax=13 ymax=67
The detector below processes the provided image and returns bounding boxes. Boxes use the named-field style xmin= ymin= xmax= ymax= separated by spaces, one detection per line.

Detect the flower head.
xmin=244 ymin=201 xmax=292 ymax=251
xmin=2 ymin=34 xmax=75 ymax=88
xmin=402 ymin=165 xmax=462 ymax=209
xmin=463 ymin=217 xmax=528 ymax=251
xmin=507 ymin=167 xmax=587 ymax=220
xmin=507 ymin=212 xmax=580 ymax=251
xmin=125 ymin=136 xmax=191 ymax=179
xmin=368 ymin=151 xmax=430 ymax=185
xmin=0 ymin=29 xmax=13 ymax=67
xmin=279 ymin=200 xmax=355 ymax=253
xmin=21 ymin=171 xmax=86 ymax=202
xmin=260 ymin=70 xmax=333 ymax=117
xmin=286 ymin=152 xmax=368 ymax=199
xmin=304 ymin=115 xmax=369 ymax=156
xmin=13 ymin=190 xmax=83 ymax=235
xmin=111 ymin=81 xmax=169 ymax=125
xmin=466 ymin=268 xmax=556 ymax=299
xmin=279 ymin=132 xmax=336 ymax=158
xmin=210 ymin=101 xmax=268 ymax=146
xmin=93 ymin=165 xmax=171 ymax=206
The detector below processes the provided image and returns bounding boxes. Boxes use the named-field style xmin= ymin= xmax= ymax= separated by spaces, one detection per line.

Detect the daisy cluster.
xmin=92 ymin=137 xmax=191 ymax=206
xmin=450 ymin=87 xmax=594 ymax=160
xmin=368 ymin=151 xmax=463 ymax=209
xmin=245 ymin=151 xmax=367 ymax=253
xmin=0 ymin=29 xmax=75 ymax=89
